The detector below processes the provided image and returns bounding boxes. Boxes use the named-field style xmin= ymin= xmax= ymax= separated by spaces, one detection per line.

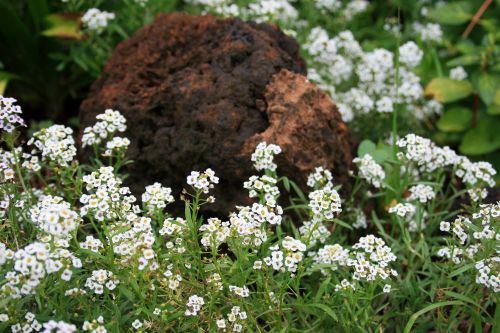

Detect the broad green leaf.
xmin=446 ymin=54 xmax=481 ymax=67
xmin=437 ymin=107 xmax=471 ymax=132
xmin=459 ymin=117 xmax=500 ymax=155
xmin=357 ymin=139 xmax=376 ymax=157
xmin=454 ymin=40 xmax=478 ymax=54
xmin=426 ymin=2 xmax=472 ymax=25
xmin=487 ymin=89 xmax=500 ymax=115
xmin=478 ymin=72 xmax=499 ymax=105
xmin=424 ymin=77 xmax=473 ymax=103
xmin=41 ymin=13 xmax=83 ymax=40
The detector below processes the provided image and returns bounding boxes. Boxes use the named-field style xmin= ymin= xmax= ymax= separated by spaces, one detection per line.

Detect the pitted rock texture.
xmin=242 ymin=69 xmax=352 ymax=194
xmin=80 ymin=12 xmax=352 ymax=213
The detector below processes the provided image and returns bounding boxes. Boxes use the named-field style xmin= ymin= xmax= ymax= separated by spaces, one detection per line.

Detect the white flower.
xmin=307 ymin=166 xmax=333 ymax=189
xmin=81 ymin=8 xmax=115 ymax=33
xmin=450 ymin=66 xmax=468 ymax=81
xmin=399 ymin=41 xmax=423 ymax=68
xmin=353 ymin=154 xmax=386 ymax=188
xmin=28 ymin=125 xmax=76 ymax=167
xmin=439 ymin=221 xmax=450 ymax=232
xmin=388 ymin=203 xmax=416 ymax=218
xmin=408 ymin=184 xmax=436 ymax=204
xmin=185 ymin=295 xmax=205 ymax=316
xmin=187 ymin=168 xmax=219 ymax=194
xmin=308 ymin=188 xmax=342 ymax=221
xmin=0 ymin=96 xmax=25 ymax=132
xmin=383 ymin=284 xmax=392 ymax=293
xmin=251 ymin=142 xmax=282 ymax=172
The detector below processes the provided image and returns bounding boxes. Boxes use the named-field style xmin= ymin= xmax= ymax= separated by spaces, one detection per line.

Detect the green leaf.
xmin=487 ymin=89 xmax=500 ymax=115
xmin=459 ymin=117 xmax=500 ymax=155
xmin=404 ymin=301 xmax=464 ymax=333
xmin=41 ymin=13 xmax=83 ymax=40
xmin=357 ymin=139 xmax=376 ymax=157
xmin=426 ymin=2 xmax=473 ymax=25
xmin=0 ymin=71 xmax=20 ymax=95
xmin=437 ymin=107 xmax=471 ymax=132
xmin=296 ymin=303 xmax=338 ymax=322
xmin=424 ymin=77 xmax=473 ymax=103
xmin=446 ymin=54 xmax=481 ymax=67
xmin=478 ymin=72 xmax=499 ymax=105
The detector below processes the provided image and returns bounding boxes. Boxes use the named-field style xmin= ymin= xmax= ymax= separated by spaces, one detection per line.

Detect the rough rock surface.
xmin=242 ymin=69 xmax=352 ymax=194
xmin=80 ymin=12 xmax=352 ymax=213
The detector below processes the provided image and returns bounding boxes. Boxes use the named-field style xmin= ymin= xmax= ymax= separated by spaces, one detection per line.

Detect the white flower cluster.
xmin=299 ymin=220 xmax=331 ymax=247
xmin=305 ymin=28 xmax=438 ymax=122
xmin=388 ymin=202 xmax=416 ymax=218
xmin=307 ymin=166 xmax=333 ymax=189
xmin=207 ymin=273 xmax=223 ymax=291
xmin=313 ymin=244 xmax=349 ymax=274
xmin=142 ymin=182 xmax=175 ymax=214
xmin=80 ymin=166 xmax=137 ymax=222
xmin=0 ymin=96 xmax=25 ymax=132
xmin=408 ymin=184 xmax=436 ymax=204
xmin=456 ymin=158 xmax=496 ymax=188
xmin=438 ymin=203 xmax=499 ymax=292
xmin=82 ymin=316 xmax=106 ymax=333
xmin=229 ymin=203 xmax=282 ymax=247
xmin=251 ymin=142 xmax=281 ymax=172
xmin=10 ymin=312 xmax=41 ymax=333
xmin=468 ymin=188 xmax=488 ymax=203
xmin=353 ymin=154 xmax=386 ymax=188
xmin=315 ymin=0 xmax=369 ymax=21
xmin=450 ymin=66 xmax=468 ymax=81
xmin=81 ymin=8 xmax=116 ymax=33
xmin=216 ymin=306 xmax=247 ymax=332
xmin=102 ymin=136 xmax=130 ymax=157
xmin=163 ymin=266 xmax=183 ymax=290
xmin=1 ymin=242 xmax=82 ymax=298
xmin=187 ymin=168 xmax=219 ymax=194
xmin=412 ymin=22 xmax=443 ymax=42
xmin=185 ymin=295 xmax=205 ymax=316
xmin=243 ymin=174 xmax=280 ymax=206
xmin=229 ymin=285 xmax=250 ymax=298
xmin=82 ymin=109 xmax=126 ymax=148
xmin=263 ymin=236 xmax=306 ymax=274
xmin=85 ymin=269 xmax=119 ymax=295
xmin=308 ymin=188 xmax=342 ymax=221
xmin=28 ymin=125 xmax=76 ymax=167
xmin=159 ymin=217 xmax=188 ymax=254
xmin=29 ymin=195 xmax=81 ymax=239
xmin=246 ymin=0 xmax=298 ymax=23
xmin=79 ymin=235 xmax=104 ymax=254
xmin=43 ymin=320 xmax=77 ymax=333
xmin=200 ymin=218 xmax=230 ymax=249
xmin=348 ymin=235 xmax=398 ymax=282
xmin=186 ymin=0 xmax=240 ymax=17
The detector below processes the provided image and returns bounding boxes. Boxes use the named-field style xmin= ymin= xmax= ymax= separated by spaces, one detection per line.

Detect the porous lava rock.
xmin=80 ymin=12 xmax=352 ymax=213
xmin=242 ymin=69 xmax=352 ymax=194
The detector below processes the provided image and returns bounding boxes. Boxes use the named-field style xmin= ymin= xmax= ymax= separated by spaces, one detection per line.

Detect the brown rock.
xmin=80 ymin=12 xmax=352 ymax=214
xmin=242 ymin=69 xmax=352 ymax=193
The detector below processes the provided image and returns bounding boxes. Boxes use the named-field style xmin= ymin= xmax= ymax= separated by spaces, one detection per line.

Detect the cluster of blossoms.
xmin=1 ymin=242 xmax=82 ymax=298
xmin=243 ymin=174 xmax=280 ymax=206
xmin=102 ymin=136 xmax=130 ymax=157
xmin=308 ymin=188 xmax=342 ymax=221
xmin=141 ymin=182 xmax=174 ymax=214
xmin=207 ymin=272 xmax=223 ymax=291
xmin=9 ymin=312 xmax=41 ymax=333
xmin=185 ymin=0 xmax=240 ymax=17
xmin=389 ymin=202 xmax=416 ymax=218
xmin=263 ymin=236 xmax=306 ymax=274
xmin=353 ymin=154 xmax=386 ymax=188
xmin=0 ymin=96 xmax=25 ymax=132
xmin=28 ymin=125 xmax=76 ymax=167
xmin=229 ymin=285 xmax=250 ymax=298
xmin=85 ymin=269 xmax=119 ymax=295
xmin=185 ymin=295 xmax=205 ymax=316
xmin=79 ymin=235 xmax=104 ymax=254
xmin=82 ymin=316 xmax=106 ymax=333
xmin=159 ymin=217 xmax=188 ymax=254
xmin=229 ymin=203 xmax=282 ymax=247
xmin=200 ymin=218 xmax=230 ymax=249
xmin=43 ymin=320 xmax=77 ymax=333
xmin=438 ymin=203 xmax=499 ymax=292
xmin=305 ymin=29 xmax=440 ymax=122
xmin=216 ymin=306 xmax=247 ymax=332
xmin=81 ymin=8 xmax=116 ymax=33
xmin=29 ymin=195 xmax=81 ymax=239
xmin=162 ymin=266 xmax=183 ymax=290
xmin=412 ymin=22 xmax=443 ymax=42
xmin=307 ymin=166 xmax=333 ymax=190
xmin=246 ymin=0 xmax=298 ymax=24
xmin=81 ymin=109 xmax=127 ymax=148
xmin=187 ymin=168 xmax=219 ymax=194
xmin=80 ymin=166 xmax=137 ymax=222
xmin=313 ymin=235 xmax=397 ymax=290
xmin=450 ymin=66 xmax=468 ymax=81
xmin=299 ymin=220 xmax=331 ymax=247
xmin=396 ymin=134 xmax=496 ymax=192
xmin=250 ymin=142 xmax=282 ymax=172
xmin=314 ymin=0 xmax=369 ymax=20
xmin=408 ymin=184 xmax=436 ymax=204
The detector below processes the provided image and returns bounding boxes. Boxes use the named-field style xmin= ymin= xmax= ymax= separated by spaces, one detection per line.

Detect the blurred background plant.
xmin=1 ymin=0 xmax=499 ymax=182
